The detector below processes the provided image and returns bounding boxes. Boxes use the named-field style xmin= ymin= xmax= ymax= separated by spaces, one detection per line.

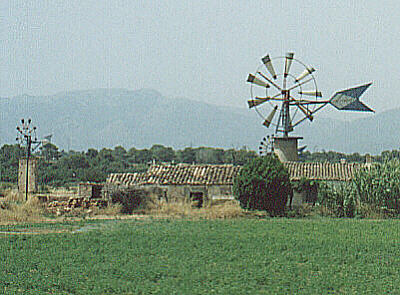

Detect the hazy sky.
xmin=2 ymin=1 xmax=399 ymax=120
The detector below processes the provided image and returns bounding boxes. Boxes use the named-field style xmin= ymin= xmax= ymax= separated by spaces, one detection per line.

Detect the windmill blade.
xmin=330 ymin=82 xmax=374 ymax=112
xmin=284 ymin=52 xmax=294 ymax=78
xmin=257 ymin=72 xmax=282 ymax=91
xmin=248 ymin=92 xmax=285 ymax=108
xmin=247 ymin=74 xmax=270 ymax=88
xmin=299 ymin=90 xmax=322 ymax=97
xmin=247 ymin=97 xmax=269 ymax=108
xmin=261 ymin=55 xmax=277 ymax=79
xmin=295 ymin=67 xmax=315 ymax=82
xmin=263 ymin=105 xmax=278 ymax=127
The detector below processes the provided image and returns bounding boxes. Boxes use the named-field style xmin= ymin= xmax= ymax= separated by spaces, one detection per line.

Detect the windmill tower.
xmin=247 ymin=52 xmax=373 ymax=162
xmin=16 ymin=119 xmax=50 ymax=200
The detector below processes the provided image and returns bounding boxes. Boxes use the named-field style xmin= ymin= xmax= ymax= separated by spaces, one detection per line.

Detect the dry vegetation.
xmin=147 ymin=200 xmax=246 ymax=219
xmin=0 ymin=189 xmax=47 ymax=224
xmin=1 ymin=186 xmax=250 ymax=224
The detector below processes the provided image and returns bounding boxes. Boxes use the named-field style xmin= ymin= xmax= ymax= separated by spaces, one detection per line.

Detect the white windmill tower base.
xmin=273 ymin=136 xmax=302 ymax=162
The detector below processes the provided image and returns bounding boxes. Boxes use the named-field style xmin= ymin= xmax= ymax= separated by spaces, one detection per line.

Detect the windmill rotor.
xmin=258 ymin=135 xmax=274 ymax=156
xmin=247 ymin=53 xmax=321 ymax=136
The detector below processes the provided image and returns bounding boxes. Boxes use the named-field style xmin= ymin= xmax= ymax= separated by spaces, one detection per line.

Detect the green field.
xmin=1 ymin=218 xmax=400 ymax=294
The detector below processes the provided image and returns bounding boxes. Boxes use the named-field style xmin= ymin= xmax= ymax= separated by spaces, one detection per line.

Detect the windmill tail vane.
xmin=329 ymin=82 xmax=374 ymax=112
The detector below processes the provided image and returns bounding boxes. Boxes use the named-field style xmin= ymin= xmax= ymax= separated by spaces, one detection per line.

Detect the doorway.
xmin=190 ymin=192 xmax=204 ymax=208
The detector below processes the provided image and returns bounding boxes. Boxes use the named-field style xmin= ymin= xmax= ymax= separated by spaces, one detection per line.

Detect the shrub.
xmin=233 ymin=155 xmax=291 ymax=215
xmin=0 ymin=196 xmax=46 ymax=223
xmin=104 ymin=185 xmax=149 ymax=214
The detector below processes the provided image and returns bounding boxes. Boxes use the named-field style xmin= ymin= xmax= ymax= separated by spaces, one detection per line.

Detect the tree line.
xmin=1 ymin=143 xmax=399 ymax=187
xmin=0 ymin=144 xmax=257 ymax=186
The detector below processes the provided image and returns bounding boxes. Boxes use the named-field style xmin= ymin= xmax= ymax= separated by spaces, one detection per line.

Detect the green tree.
xmin=195 ymin=148 xmax=224 ymax=164
xmin=86 ymin=148 xmax=98 ymax=159
xmin=0 ymin=144 xmax=25 ymax=182
xmin=177 ymin=147 xmax=196 ymax=163
xmin=150 ymin=144 xmax=175 ymax=163
xmin=233 ymin=155 xmax=291 ymax=215
xmin=128 ymin=148 xmax=152 ymax=164
xmin=40 ymin=143 xmax=61 ymax=161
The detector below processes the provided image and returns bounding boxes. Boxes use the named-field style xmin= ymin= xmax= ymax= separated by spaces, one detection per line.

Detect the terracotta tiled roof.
xmin=284 ymin=162 xmax=363 ymax=181
xmin=107 ymin=162 xmax=365 ymax=186
xmin=107 ymin=164 xmax=241 ymax=186
xmin=107 ymin=172 xmax=149 ymax=186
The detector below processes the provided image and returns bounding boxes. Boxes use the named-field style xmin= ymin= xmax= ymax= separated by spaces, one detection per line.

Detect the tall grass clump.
xmin=353 ymin=158 xmax=400 ymax=215
xmin=0 ymin=190 xmax=46 ymax=223
xmin=317 ymin=182 xmax=357 ymax=217
xmin=317 ymin=159 xmax=400 ymax=218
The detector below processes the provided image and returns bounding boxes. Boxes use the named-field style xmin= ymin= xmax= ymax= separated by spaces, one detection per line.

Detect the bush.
xmin=233 ymin=155 xmax=291 ymax=215
xmin=104 ymin=185 xmax=149 ymax=214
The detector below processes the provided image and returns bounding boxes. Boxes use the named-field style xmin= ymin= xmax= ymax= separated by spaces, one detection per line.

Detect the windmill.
xmin=16 ymin=119 xmax=48 ymax=200
xmin=247 ymin=52 xmax=373 ymax=161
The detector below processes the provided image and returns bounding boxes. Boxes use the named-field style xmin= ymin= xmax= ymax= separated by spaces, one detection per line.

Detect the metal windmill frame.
xmin=16 ymin=119 xmax=44 ymax=201
xmin=246 ymin=52 xmax=373 ymax=160
xmin=247 ymin=52 xmax=373 ymax=136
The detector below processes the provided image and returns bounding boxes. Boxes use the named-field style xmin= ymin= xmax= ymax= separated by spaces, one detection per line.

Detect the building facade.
xmin=106 ymin=162 xmax=366 ymax=207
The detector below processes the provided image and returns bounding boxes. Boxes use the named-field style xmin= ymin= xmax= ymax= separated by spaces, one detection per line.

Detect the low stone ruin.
xmin=47 ymin=197 xmax=107 ymax=215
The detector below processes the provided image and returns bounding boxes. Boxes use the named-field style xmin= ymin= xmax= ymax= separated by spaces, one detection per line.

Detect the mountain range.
xmin=0 ymin=88 xmax=397 ymax=154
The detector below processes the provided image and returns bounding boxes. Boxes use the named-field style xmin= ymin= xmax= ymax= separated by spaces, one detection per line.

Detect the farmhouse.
xmin=106 ymin=161 xmax=366 ymax=207
xmin=107 ymin=164 xmax=240 ymax=207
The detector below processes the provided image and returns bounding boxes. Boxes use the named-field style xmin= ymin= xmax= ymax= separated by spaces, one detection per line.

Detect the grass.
xmin=1 ymin=218 xmax=400 ymax=294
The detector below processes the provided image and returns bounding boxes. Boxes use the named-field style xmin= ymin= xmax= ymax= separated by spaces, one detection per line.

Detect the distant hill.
xmin=0 ymin=88 xmax=396 ymax=154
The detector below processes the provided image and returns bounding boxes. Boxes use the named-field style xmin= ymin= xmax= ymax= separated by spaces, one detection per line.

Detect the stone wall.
xmin=131 ymin=184 xmax=235 ymax=207
xmin=78 ymin=183 xmax=104 ymax=199
xmin=47 ymin=197 xmax=107 ymax=215
xmin=103 ymin=183 xmax=235 ymax=208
